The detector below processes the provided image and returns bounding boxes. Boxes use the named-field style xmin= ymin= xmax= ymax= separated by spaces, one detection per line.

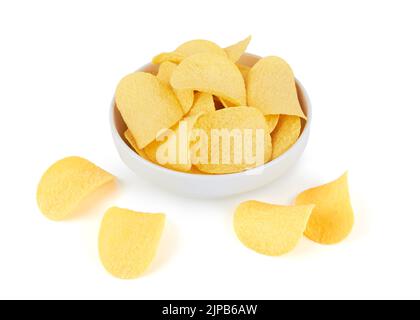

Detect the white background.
xmin=1 ymin=0 xmax=419 ymax=300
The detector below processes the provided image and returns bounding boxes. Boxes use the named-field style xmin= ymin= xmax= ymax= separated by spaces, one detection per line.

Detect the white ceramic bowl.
xmin=110 ymin=54 xmax=312 ymax=198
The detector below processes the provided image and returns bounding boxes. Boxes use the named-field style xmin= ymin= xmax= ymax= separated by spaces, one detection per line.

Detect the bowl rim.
xmin=110 ymin=54 xmax=312 ymax=179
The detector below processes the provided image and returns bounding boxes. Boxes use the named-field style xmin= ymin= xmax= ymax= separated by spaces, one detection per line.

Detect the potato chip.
xmin=124 ymin=130 xmax=149 ymax=160
xmin=295 ymin=172 xmax=354 ymax=245
xmin=214 ymin=65 xmax=250 ymax=108
xmin=219 ymin=97 xmax=236 ymax=108
xmin=152 ymin=40 xmax=226 ymax=65
xmin=98 ymin=207 xmax=165 ymax=279
xmin=192 ymin=107 xmax=272 ymax=174
xmin=234 ymin=201 xmax=315 ymax=256
xmin=156 ymin=61 xmax=177 ymax=83
xmin=266 ymin=115 xmax=280 ymax=133
xmin=171 ymin=53 xmax=246 ymax=106
xmin=144 ymin=113 xmax=202 ymax=172
xmin=176 ymin=39 xmax=226 ymax=57
xmin=225 ymin=36 xmax=252 ymax=63
xmin=115 ymin=72 xmax=184 ymax=149
xmin=188 ymin=92 xmax=215 ymax=116
xmin=238 ymin=54 xmax=261 ymax=69
xmin=247 ymin=56 xmax=306 ymax=118
xmin=37 ymin=157 xmax=115 ymax=221
xmin=152 ymin=52 xmax=185 ymax=65
xmin=157 ymin=61 xmax=194 ymax=114
xmin=237 ymin=63 xmax=251 ymax=80
xmin=271 ymin=115 xmax=301 ymax=159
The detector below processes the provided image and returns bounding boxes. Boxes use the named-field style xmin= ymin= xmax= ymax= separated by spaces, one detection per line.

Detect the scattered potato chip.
xmin=171 ymin=53 xmax=246 ymax=106
xmin=124 ymin=130 xmax=149 ymax=160
xmin=37 ymin=157 xmax=115 ymax=221
xmin=295 ymin=172 xmax=354 ymax=245
xmin=225 ymin=36 xmax=252 ymax=62
xmin=157 ymin=61 xmax=194 ymax=114
xmin=98 ymin=207 xmax=165 ymax=279
xmin=192 ymin=107 xmax=272 ymax=174
xmin=234 ymin=201 xmax=315 ymax=256
xmin=237 ymin=63 xmax=251 ymax=80
xmin=188 ymin=92 xmax=215 ymax=116
xmin=266 ymin=115 xmax=280 ymax=133
xmin=115 ymin=72 xmax=184 ymax=149
xmin=271 ymin=115 xmax=302 ymax=159
xmin=144 ymin=113 xmax=202 ymax=172
xmin=247 ymin=56 xmax=306 ymax=118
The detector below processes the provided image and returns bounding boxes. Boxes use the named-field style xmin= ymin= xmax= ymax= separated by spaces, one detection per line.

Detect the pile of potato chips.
xmin=116 ymin=36 xmax=307 ymax=174
xmin=35 ymin=37 xmax=356 ymax=280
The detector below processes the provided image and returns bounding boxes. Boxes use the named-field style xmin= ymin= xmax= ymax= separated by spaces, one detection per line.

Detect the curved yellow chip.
xmin=271 ymin=115 xmax=301 ymax=159
xmin=157 ymin=61 xmax=194 ymax=114
xmin=145 ymin=113 xmax=202 ymax=172
xmin=156 ymin=61 xmax=178 ymax=83
xmin=218 ymin=97 xmax=237 ymax=108
xmin=152 ymin=52 xmax=185 ymax=65
xmin=171 ymin=53 xmax=246 ymax=106
xmin=225 ymin=36 xmax=252 ymax=62
xmin=188 ymin=92 xmax=215 ymax=116
xmin=237 ymin=63 xmax=251 ymax=80
xmin=193 ymin=107 xmax=272 ymax=174
xmin=216 ymin=65 xmax=249 ymax=108
xmin=176 ymin=39 xmax=226 ymax=57
xmin=234 ymin=201 xmax=315 ymax=256
xmin=152 ymin=40 xmax=226 ymax=65
xmin=115 ymin=72 xmax=183 ymax=149
xmin=124 ymin=130 xmax=149 ymax=160
xmin=295 ymin=172 xmax=354 ymax=245
xmin=37 ymin=157 xmax=115 ymax=221
xmin=247 ymin=56 xmax=306 ymax=118
xmin=99 ymin=207 xmax=165 ymax=279
xmin=266 ymin=115 xmax=280 ymax=133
